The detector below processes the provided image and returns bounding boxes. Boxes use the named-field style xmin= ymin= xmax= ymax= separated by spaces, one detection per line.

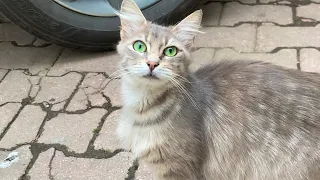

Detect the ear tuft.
xmin=172 ymin=10 xmax=203 ymax=48
xmin=117 ymin=0 xmax=147 ymax=40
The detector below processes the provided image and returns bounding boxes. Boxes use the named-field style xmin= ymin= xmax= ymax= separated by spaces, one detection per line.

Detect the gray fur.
xmin=116 ymin=0 xmax=320 ymax=179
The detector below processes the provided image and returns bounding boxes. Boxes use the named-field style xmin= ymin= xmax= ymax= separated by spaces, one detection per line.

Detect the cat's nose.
xmin=146 ymin=61 xmax=159 ymax=71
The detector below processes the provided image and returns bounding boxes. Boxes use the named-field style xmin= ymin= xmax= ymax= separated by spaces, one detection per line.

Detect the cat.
xmin=115 ymin=0 xmax=320 ymax=179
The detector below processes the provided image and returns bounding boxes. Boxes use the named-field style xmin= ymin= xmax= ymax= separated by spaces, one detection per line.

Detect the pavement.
xmin=0 ymin=0 xmax=320 ymax=179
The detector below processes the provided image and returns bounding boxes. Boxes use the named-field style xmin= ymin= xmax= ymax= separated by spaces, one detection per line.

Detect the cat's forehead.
xmin=146 ymin=23 xmax=171 ymax=41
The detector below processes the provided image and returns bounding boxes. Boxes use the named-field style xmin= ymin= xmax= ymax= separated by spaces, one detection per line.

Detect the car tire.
xmin=0 ymin=0 xmax=206 ymax=51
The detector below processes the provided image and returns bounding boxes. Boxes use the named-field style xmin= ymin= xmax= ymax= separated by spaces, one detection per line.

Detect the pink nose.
xmin=146 ymin=61 xmax=159 ymax=71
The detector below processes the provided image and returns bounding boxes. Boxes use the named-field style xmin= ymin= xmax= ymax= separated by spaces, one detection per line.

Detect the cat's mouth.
xmin=143 ymin=73 xmax=159 ymax=80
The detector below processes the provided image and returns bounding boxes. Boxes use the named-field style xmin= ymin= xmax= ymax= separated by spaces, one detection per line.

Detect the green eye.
xmin=164 ymin=46 xmax=177 ymax=57
xmin=133 ymin=41 xmax=147 ymax=53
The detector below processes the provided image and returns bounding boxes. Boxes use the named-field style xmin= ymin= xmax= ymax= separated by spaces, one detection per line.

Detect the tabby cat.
xmin=115 ymin=0 xmax=320 ymax=179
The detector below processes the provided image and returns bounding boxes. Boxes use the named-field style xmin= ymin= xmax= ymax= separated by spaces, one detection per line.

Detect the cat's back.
xmin=193 ymin=60 xmax=320 ymax=180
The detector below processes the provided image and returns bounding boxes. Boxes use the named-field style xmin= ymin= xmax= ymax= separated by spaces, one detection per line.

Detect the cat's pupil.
xmin=138 ymin=44 xmax=142 ymax=49
xmin=169 ymin=49 xmax=172 ymax=53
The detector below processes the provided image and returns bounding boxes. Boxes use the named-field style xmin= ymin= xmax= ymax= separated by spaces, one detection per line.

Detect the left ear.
xmin=171 ymin=10 xmax=203 ymax=48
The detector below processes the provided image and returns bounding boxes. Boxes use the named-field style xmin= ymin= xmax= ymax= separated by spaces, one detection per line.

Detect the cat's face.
xmin=116 ymin=0 xmax=202 ymax=86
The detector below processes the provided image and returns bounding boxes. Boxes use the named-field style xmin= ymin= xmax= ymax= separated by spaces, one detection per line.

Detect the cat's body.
xmin=115 ymin=1 xmax=320 ymax=179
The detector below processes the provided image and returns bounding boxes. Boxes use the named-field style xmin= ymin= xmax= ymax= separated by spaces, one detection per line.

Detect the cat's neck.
xmin=121 ymin=77 xmax=174 ymax=113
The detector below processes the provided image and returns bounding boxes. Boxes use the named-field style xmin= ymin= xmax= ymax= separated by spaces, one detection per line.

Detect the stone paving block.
xmin=300 ymin=48 xmax=320 ymax=73
xmin=0 ymin=69 xmax=8 ymax=81
xmin=0 ymin=43 xmax=62 ymax=75
xmin=34 ymin=72 xmax=82 ymax=111
xmin=190 ymin=48 xmax=216 ymax=71
xmin=48 ymin=49 xmax=120 ymax=76
xmin=135 ymin=163 xmax=157 ymax=180
xmin=33 ymin=38 xmax=50 ymax=47
xmin=195 ymin=24 xmax=256 ymax=52
xmin=214 ymin=48 xmax=297 ymax=69
xmin=102 ymin=79 xmax=122 ymax=107
xmin=297 ymin=4 xmax=320 ymax=21
xmin=0 ymin=103 xmax=21 ymax=134
xmin=0 ymin=105 xmax=46 ymax=148
xmin=221 ymin=2 xmax=293 ymax=26
xmin=210 ymin=0 xmax=256 ymax=4
xmin=256 ymin=24 xmax=320 ymax=52
xmin=51 ymin=151 xmax=132 ymax=180
xmin=0 ymin=24 xmax=34 ymax=45
xmin=39 ymin=108 xmax=107 ymax=153
xmin=202 ymin=2 xmax=222 ymax=26
xmin=28 ymin=148 xmax=55 ymax=180
xmin=0 ymin=146 xmax=32 ymax=180
xmin=0 ymin=71 xmax=31 ymax=105
xmin=66 ymin=73 xmax=109 ymax=111
xmin=94 ymin=110 xmax=121 ymax=151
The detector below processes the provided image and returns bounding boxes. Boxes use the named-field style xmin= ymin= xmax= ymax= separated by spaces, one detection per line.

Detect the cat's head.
xmin=116 ymin=0 xmax=202 ymax=86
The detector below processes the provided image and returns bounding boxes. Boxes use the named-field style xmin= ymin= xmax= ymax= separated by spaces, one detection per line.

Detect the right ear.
xmin=117 ymin=0 xmax=147 ymax=40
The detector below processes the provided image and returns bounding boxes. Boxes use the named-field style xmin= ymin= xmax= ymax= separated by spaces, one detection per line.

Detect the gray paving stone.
xmin=0 ymin=146 xmax=32 ymax=180
xmin=39 ymin=108 xmax=107 ymax=153
xmin=0 ymin=24 xmax=34 ymax=45
xmin=48 ymin=49 xmax=120 ymax=76
xmin=195 ymin=24 xmax=256 ymax=52
xmin=0 ymin=105 xmax=46 ymax=148
xmin=300 ymin=48 xmax=320 ymax=73
xmin=0 ymin=103 xmax=21 ymax=134
xmin=297 ymin=4 xmax=320 ymax=21
xmin=214 ymin=48 xmax=297 ymax=69
xmin=0 ymin=69 xmax=8 ymax=81
xmin=66 ymin=89 xmax=88 ymax=111
xmin=103 ymin=79 xmax=122 ymax=107
xmin=0 ymin=71 xmax=31 ymax=105
xmin=0 ymin=43 xmax=62 ymax=75
xmin=256 ymin=24 xmax=320 ymax=52
xmin=94 ymin=110 xmax=121 ymax=151
xmin=51 ymin=151 xmax=132 ymax=180
xmin=190 ymin=48 xmax=216 ymax=71
xmin=221 ymin=2 xmax=293 ymax=26
xmin=34 ymin=72 xmax=82 ymax=111
xmin=28 ymin=148 xmax=55 ymax=180
xmin=33 ymin=38 xmax=50 ymax=47
xmin=135 ymin=163 xmax=157 ymax=180
xmin=202 ymin=2 xmax=222 ymax=26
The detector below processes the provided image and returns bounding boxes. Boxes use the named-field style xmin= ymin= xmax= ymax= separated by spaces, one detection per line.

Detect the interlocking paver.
xmin=190 ymin=48 xmax=216 ymax=70
xmin=0 ymin=103 xmax=21 ymax=134
xmin=94 ymin=110 xmax=121 ymax=151
xmin=51 ymin=151 xmax=132 ymax=180
xmin=48 ymin=49 xmax=120 ymax=76
xmin=0 ymin=43 xmax=62 ymax=75
xmin=195 ymin=24 xmax=256 ymax=52
xmin=202 ymin=2 xmax=222 ymax=26
xmin=297 ymin=4 xmax=320 ymax=21
xmin=0 ymin=24 xmax=34 ymax=45
xmin=39 ymin=108 xmax=107 ymax=153
xmin=0 ymin=69 xmax=8 ymax=81
xmin=0 ymin=145 xmax=32 ymax=179
xmin=214 ymin=48 xmax=297 ymax=69
xmin=256 ymin=24 xmax=320 ymax=52
xmin=28 ymin=148 xmax=55 ymax=180
xmin=0 ymin=105 xmax=46 ymax=149
xmin=220 ymin=2 xmax=292 ymax=25
xmin=300 ymin=48 xmax=320 ymax=73
xmin=0 ymin=71 xmax=31 ymax=105
xmin=66 ymin=89 xmax=89 ymax=111
xmin=34 ymin=72 xmax=82 ymax=111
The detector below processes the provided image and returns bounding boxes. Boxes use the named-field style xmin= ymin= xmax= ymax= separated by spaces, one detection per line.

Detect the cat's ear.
xmin=118 ymin=0 xmax=147 ymax=40
xmin=171 ymin=10 xmax=203 ymax=48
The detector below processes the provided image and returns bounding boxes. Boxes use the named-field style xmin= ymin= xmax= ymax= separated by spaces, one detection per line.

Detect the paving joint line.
xmin=48 ymin=149 xmax=56 ymax=180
